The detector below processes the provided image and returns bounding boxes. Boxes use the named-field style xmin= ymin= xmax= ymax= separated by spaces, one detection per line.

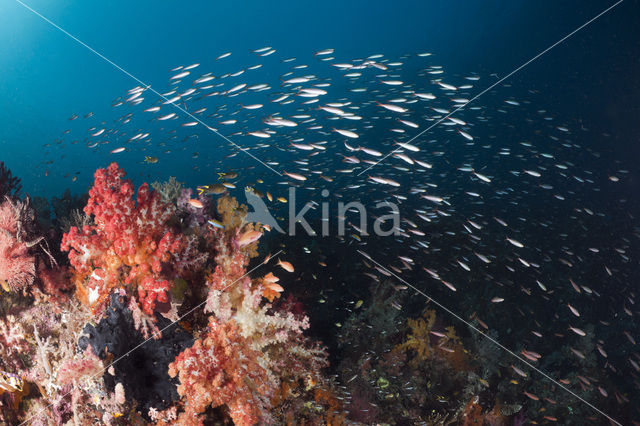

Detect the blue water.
xmin=1 ymin=0 xmax=639 ymax=424
xmin=1 ymin=0 xmax=637 ymax=197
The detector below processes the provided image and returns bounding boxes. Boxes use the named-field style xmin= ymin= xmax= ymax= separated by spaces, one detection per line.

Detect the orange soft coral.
xmin=168 ymin=318 xmax=273 ymax=425
xmin=394 ymin=309 xmax=436 ymax=366
xmin=395 ymin=309 xmax=472 ymax=370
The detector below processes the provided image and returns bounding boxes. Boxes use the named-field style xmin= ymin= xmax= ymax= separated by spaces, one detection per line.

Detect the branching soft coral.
xmin=171 ymin=194 xmax=328 ymax=424
xmin=394 ymin=309 xmax=436 ymax=366
xmin=199 ymin=266 xmax=328 ymax=424
xmin=61 ymin=163 xmax=204 ymax=316
xmin=204 ymin=224 xmax=326 ymax=383
xmin=151 ymin=176 xmax=183 ymax=204
xmin=216 ymin=195 xmax=248 ymax=232
xmin=442 ymin=326 xmax=472 ymax=371
xmin=177 ymin=188 xmax=211 ymax=228
xmin=460 ymin=395 xmax=508 ymax=426
xmin=22 ymin=298 xmax=92 ymax=394
xmin=394 ymin=309 xmax=471 ymax=370
xmin=57 ymin=345 xmax=103 ymax=387
xmin=210 ymin=283 xmax=323 ymax=370
xmin=168 ymin=318 xmax=273 ymax=425
xmin=3 ymin=296 xmax=104 ymax=424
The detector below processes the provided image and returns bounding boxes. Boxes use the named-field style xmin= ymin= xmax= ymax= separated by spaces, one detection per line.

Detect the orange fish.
xmin=277 ymin=259 xmax=294 ymax=272
xmin=237 ymin=230 xmax=262 ymax=247
xmin=188 ymin=199 xmax=204 ymax=209
xmin=265 ymin=282 xmax=284 ymax=293
xmin=263 ymin=272 xmax=279 ymax=283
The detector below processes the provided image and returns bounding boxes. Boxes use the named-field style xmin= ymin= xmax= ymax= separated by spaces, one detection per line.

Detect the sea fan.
xmin=0 ymin=201 xmax=35 ymax=291
xmin=0 ymin=230 xmax=36 ymax=291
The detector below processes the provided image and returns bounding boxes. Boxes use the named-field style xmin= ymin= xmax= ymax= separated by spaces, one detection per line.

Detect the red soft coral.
xmin=168 ymin=318 xmax=273 ymax=425
xmin=61 ymin=163 xmax=194 ymax=315
xmin=38 ymin=260 xmax=73 ymax=300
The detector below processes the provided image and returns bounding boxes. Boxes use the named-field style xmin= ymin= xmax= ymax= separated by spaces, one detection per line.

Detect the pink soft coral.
xmin=57 ymin=345 xmax=103 ymax=386
xmin=61 ymin=163 xmax=199 ymax=315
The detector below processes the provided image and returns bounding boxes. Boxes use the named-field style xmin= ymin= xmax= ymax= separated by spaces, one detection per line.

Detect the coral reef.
xmin=395 ymin=309 xmax=471 ymax=371
xmin=2 ymin=161 xmax=610 ymax=425
xmin=336 ymin=281 xmax=512 ymax=424
xmin=167 ymin=186 xmax=329 ymax=424
xmin=79 ymin=292 xmax=193 ymax=416
xmin=4 ymin=162 xmax=601 ymax=425
xmin=0 ymin=164 xmax=333 ymax=425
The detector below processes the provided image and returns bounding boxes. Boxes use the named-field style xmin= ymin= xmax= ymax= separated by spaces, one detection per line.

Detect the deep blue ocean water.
xmin=1 ymin=0 xmax=638 ymax=197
